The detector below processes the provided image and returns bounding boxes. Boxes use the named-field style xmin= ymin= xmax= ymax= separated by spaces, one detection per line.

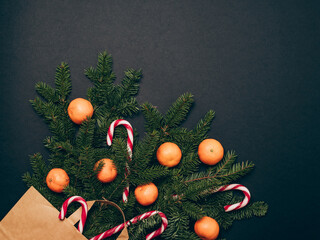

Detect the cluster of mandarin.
xmin=45 ymin=98 xmax=222 ymax=240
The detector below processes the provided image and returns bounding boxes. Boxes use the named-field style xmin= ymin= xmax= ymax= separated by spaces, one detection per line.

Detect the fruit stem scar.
xmin=210 ymin=149 xmax=214 ymax=152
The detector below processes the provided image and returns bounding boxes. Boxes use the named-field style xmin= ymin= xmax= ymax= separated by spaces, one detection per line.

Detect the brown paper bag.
xmin=0 ymin=186 xmax=128 ymax=240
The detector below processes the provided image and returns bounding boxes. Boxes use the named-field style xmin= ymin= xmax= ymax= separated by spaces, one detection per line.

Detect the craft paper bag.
xmin=0 ymin=186 xmax=128 ymax=240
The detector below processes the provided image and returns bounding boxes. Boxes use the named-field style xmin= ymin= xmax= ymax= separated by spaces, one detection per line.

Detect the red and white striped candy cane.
xmin=215 ymin=184 xmax=251 ymax=212
xmin=106 ymin=119 xmax=133 ymax=203
xmin=89 ymin=210 xmax=168 ymax=240
xmin=58 ymin=196 xmax=88 ymax=233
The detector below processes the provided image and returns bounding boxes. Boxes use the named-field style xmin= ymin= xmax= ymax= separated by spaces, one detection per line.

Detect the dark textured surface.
xmin=0 ymin=1 xmax=319 ymax=239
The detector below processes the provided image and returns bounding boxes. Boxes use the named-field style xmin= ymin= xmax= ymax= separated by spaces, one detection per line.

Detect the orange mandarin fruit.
xmin=46 ymin=168 xmax=70 ymax=193
xmin=156 ymin=142 xmax=182 ymax=167
xmin=194 ymin=216 xmax=220 ymax=240
xmin=198 ymin=139 xmax=224 ymax=165
xmin=68 ymin=98 xmax=94 ymax=124
xmin=134 ymin=183 xmax=158 ymax=206
xmin=94 ymin=158 xmax=118 ymax=183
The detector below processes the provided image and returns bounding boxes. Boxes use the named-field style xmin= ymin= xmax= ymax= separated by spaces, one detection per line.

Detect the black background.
xmin=0 ymin=1 xmax=319 ymax=239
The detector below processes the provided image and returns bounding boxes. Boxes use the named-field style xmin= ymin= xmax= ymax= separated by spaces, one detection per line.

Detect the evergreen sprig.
xmin=55 ymin=62 xmax=72 ymax=100
xmin=141 ymin=102 xmax=164 ymax=132
xmin=23 ymin=51 xmax=268 ymax=240
xmin=141 ymin=92 xmax=195 ymax=135
xmin=164 ymin=92 xmax=194 ymax=128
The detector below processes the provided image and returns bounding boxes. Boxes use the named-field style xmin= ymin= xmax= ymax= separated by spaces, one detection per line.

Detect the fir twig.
xmin=141 ymin=102 xmax=164 ymax=132
xmin=55 ymin=62 xmax=72 ymax=101
xmin=164 ymin=92 xmax=194 ymax=129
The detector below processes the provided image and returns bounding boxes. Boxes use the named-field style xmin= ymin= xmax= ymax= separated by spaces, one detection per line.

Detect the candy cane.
xmin=107 ymin=119 xmax=133 ymax=203
xmin=58 ymin=196 xmax=88 ymax=233
xmin=215 ymin=184 xmax=251 ymax=212
xmin=107 ymin=119 xmax=133 ymax=158
xmin=89 ymin=210 xmax=168 ymax=240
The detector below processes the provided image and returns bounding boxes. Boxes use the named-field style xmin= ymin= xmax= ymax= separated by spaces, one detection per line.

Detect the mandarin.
xmin=198 ymin=139 xmax=224 ymax=165
xmin=46 ymin=168 xmax=70 ymax=193
xmin=134 ymin=183 xmax=158 ymax=206
xmin=94 ymin=158 xmax=117 ymax=183
xmin=156 ymin=142 xmax=182 ymax=167
xmin=194 ymin=216 xmax=220 ymax=240
xmin=68 ymin=98 xmax=94 ymax=124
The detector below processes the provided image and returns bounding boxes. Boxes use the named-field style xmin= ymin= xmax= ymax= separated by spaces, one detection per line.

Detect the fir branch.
xmin=203 ymin=191 xmax=234 ymax=210
xmin=184 ymin=171 xmax=210 ymax=183
xmin=22 ymin=153 xmax=49 ymax=183
xmin=116 ymin=97 xmax=140 ymax=116
xmin=30 ymin=97 xmax=48 ymax=118
xmin=132 ymin=130 xmax=160 ymax=169
xmin=96 ymin=51 xmax=114 ymax=81
xmin=164 ymin=92 xmax=194 ymax=128
xmin=129 ymin=165 xmax=169 ymax=186
xmin=44 ymin=102 xmax=60 ymax=122
xmin=48 ymin=115 xmax=73 ymax=142
xmin=180 ymin=201 xmax=205 ymax=220
xmin=216 ymin=161 xmax=255 ymax=184
xmin=141 ymin=102 xmax=164 ymax=132
xmin=55 ymin=62 xmax=72 ymax=100
xmin=230 ymin=201 xmax=268 ymax=221
xmin=31 ymin=96 xmax=74 ymax=142
xmin=168 ymin=127 xmax=189 ymax=144
xmin=22 ymin=172 xmax=33 ymax=187
xmin=118 ymin=68 xmax=142 ymax=98
xmin=30 ymin=153 xmax=49 ymax=177
xmin=87 ymin=82 xmax=115 ymax=106
xmin=110 ymin=138 xmax=130 ymax=177
xmin=184 ymin=169 xmax=218 ymax=184
xmin=107 ymin=177 xmax=128 ymax=200
xmin=180 ymin=153 xmax=201 ymax=176
xmin=84 ymin=67 xmax=99 ymax=83
xmin=128 ymin=214 xmax=162 ymax=240
xmin=183 ymin=151 xmax=238 ymax=183
xmin=184 ymin=178 xmax=220 ymax=201
xmin=191 ymin=110 xmax=215 ymax=142
xmin=217 ymin=212 xmax=234 ymax=230
xmin=85 ymin=51 xmax=115 ymax=85
xmin=212 ymin=151 xmax=238 ymax=178
xmin=93 ymin=104 xmax=115 ymax=129
xmin=35 ymin=82 xmax=59 ymax=102
xmin=85 ymin=51 xmax=123 ymax=109
xmin=75 ymin=118 xmax=96 ymax=148
xmin=63 ymin=185 xmax=85 ymax=199
xmin=161 ymin=210 xmax=191 ymax=239
xmin=43 ymin=137 xmax=74 ymax=154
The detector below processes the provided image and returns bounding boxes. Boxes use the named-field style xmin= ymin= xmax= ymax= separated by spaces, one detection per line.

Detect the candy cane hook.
xmin=58 ymin=196 xmax=88 ymax=233
xmin=89 ymin=210 xmax=168 ymax=240
xmin=215 ymin=184 xmax=251 ymax=212
xmin=107 ymin=119 xmax=133 ymax=203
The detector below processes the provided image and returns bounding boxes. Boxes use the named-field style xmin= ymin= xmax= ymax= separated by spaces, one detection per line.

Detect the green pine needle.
xmin=55 ymin=62 xmax=72 ymax=100
xmin=164 ymin=92 xmax=194 ymax=128
xmin=141 ymin=102 xmax=164 ymax=132
xmin=35 ymin=82 xmax=59 ymax=103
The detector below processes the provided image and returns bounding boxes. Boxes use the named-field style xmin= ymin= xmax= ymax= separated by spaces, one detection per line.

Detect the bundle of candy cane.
xmin=58 ymin=184 xmax=250 ymax=239
xmin=59 ymin=196 xmax=168 ymax=239
xmin=58 ymin=119 xmax=252 ymax=239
